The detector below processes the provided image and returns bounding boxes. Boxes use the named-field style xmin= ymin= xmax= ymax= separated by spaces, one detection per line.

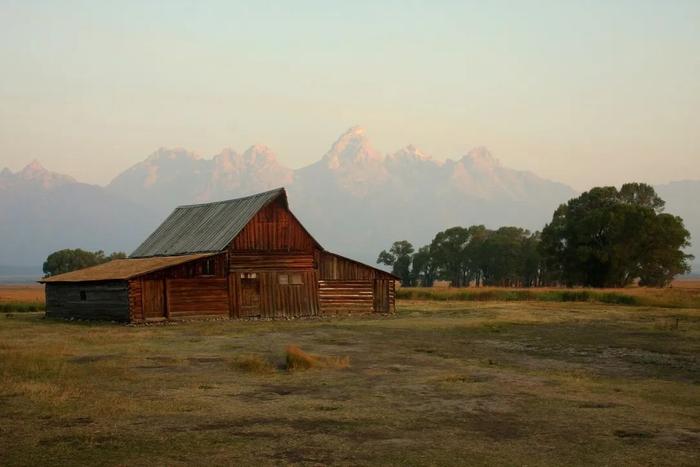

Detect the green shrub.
xmin=0 ymin=302 xmax=45 ymax=313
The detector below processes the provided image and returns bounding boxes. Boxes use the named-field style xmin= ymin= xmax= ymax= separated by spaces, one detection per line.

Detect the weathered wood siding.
xmin=230 ymin=198 xmax=316 ymax=252
xmin=138 ymin=254 xmax=228 ymax=280
xmin=317 ymin=252 xmax=396 ymax=313
xmin=373 ymin=279 xmax=395 ymax=313
xmin=226 ymin=201 xmax=320 ymax=318
xmin=128 ymin=279 xmax=144 ymax=321
xmin=229 ymin=270 xmax=319 ymax=318
xmin=128 ymin=253 xmax=230 ymax=322
xmin=46 ymin=281 xmax=129 ymax=321
xmin=166 ymin=278 xmax=229 ymax=318
xmin=230 ymin=253 xmax=314 ymax=270
xmin=318 ymin=280 xmax=374 ymax=313
xmin=318 ymin=251 xmax=393 ymax=280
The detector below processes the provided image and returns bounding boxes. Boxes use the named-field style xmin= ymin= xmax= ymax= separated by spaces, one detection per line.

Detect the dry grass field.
xmin=1 ymin=299 xmax=699 ymax=466
xmin=0 ymin=284 xmax=44 ymax=303
xmin=397 ymin=283 xmax=700 ymax=309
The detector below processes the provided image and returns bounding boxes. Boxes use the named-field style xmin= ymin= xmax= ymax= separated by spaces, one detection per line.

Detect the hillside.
xmin=0 ymin=162 xmax=155 ymax=267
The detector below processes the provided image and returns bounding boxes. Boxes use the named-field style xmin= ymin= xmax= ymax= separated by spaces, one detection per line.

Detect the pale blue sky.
xmin=1 ymin=0 xmax=698 ymax=189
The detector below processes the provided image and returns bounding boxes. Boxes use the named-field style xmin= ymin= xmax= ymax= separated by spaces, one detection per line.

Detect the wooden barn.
xmin=41 ymin=188 xmax=397 ymax=322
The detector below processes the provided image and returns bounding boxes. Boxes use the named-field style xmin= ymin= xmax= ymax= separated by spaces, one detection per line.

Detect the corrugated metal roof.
xmin=40 ymin=253 xmax=217 ymax=283
xmin=130 ymin=188 xmax=285 ymax=258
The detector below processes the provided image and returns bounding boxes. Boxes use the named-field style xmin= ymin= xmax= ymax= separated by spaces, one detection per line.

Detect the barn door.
xmin=142 ymin=279 xmax=166 ymax=319
xmin=240 ymin=274 xmax=261 ymax=317
xmin=373 ymin=279 xmax=390 ymax=313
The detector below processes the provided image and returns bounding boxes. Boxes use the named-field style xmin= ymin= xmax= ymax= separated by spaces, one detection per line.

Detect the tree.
xmin=464 ymin=225 xmax=490 ymax=286
xmin=637 ymin=213 xmax=693 ymax=286
xmin=540 ymin=183 xmax=692 ymax=287
xmin=377 ymin=240 xmax=415 ymax=286
xmin=479 ymin=227 xmax=539 ymax=287
xmin=411 ymin=245 xmax=437 ymax=287
xmin=521 ymin=232 xmax=543 ymax=287
xmin=430 ymin=227 xmax=471 ymax=286
xmin=43 ymin=249 xmax=127 ymax=277
xmin=619 ymin=182 xmax=665 ymax=212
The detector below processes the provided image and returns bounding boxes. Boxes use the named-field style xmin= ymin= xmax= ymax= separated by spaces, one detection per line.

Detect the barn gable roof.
xmin=40 ymin=253 xmax=218 ymax=283
xmin=130 ymin=188 xmax=298 ymax=258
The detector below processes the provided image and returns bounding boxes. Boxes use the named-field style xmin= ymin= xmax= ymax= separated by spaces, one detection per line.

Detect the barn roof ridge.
xmin=174 ymin=187 xmax=286 ymax=209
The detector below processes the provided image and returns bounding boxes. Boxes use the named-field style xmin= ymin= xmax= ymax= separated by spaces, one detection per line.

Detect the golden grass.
xmin=227 ymin=353 xmax=276 ymax=374
xmin=285 ymin=345 xmax=350 ymax=371
xmin=397 ymin=285 xmax=700 ymax=308
xmin=0 ymin=284 xmax=44 ymax=303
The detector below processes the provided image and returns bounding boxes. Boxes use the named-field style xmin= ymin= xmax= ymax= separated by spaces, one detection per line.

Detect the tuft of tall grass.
xmin=0 ymin=301 xmax=45 ymax=313
xmin=285 ymin=345 xmax=350 ymax=371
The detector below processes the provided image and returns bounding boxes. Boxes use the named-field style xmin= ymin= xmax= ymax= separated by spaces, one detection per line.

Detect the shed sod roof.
xmin=40 ymin=253 xmax=217 ymax=283
xmin=130 ymin=188 xmax=285 ymax=258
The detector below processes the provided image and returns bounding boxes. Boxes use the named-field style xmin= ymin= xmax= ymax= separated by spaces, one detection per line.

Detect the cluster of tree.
xmin=378 ymin=227 xmax=542 ymax=288
xmin=378 ymin=183 xmax=692 ymax=288
xmin=540 ymin=183 xmax=692 ymax=287
xmin=43 ymin=249 xmax=127 ymax=277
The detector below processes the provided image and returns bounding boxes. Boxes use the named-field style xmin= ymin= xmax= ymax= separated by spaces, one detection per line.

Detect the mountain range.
xmin=1 ymin=127 xmax=698 ymax=273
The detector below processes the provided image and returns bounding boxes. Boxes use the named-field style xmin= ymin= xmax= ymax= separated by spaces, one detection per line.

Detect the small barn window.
xmin=241 ymin=272 xmax=257 ymax=279
xmin=80 ymin=291 xmax=87 ymax=301
xmin=290 ymin=274 xmax=303 ymax=285
xmin=202 ymin=259 xmax=214 ymax=275
xmin=278 ymin=274 xmax=289 ymax=285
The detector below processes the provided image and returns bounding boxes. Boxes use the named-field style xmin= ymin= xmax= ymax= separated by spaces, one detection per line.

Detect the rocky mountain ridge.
xmin=2 ymin=127 xmax=696 ymax=270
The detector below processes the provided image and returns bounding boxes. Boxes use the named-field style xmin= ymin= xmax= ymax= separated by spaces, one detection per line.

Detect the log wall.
xmin=317 ymin=252 xmax=396 ymax=313
xmin=373 ymin=279 xmax=395 ymax=313
xmin=318 ymin=280 xmax=374 ymax=313
xmin=46 ymin=281 xmax=130 ymax=321
xmin=129 ymin=279 xmax=143 ymax=321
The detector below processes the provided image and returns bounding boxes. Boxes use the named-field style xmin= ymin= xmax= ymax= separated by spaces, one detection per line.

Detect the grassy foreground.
xmin=1 ymin=301 xmax=699 ymax=466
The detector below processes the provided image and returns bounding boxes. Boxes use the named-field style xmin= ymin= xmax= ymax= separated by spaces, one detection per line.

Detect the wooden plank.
xmin=230 ymin=199 xmax=316 ymax=252
xmin=142 ymin=279 xmax=165 ymax=319
xmin=318 ymin=252 xmax=395 ymax=280
xmin=166 ymin=278 xmax=229 ymax=317
xmin=318 ymin=279 xmax=374 ymax=314
xmin=45 ymin=281 xmax=130 ymax=321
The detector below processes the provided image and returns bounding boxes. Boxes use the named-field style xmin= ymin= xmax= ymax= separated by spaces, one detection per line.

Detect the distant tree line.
xmin=43 ymin=249 xmax=127 ymax=277
xmin=378 ymin=183 xmax=693 ymax=288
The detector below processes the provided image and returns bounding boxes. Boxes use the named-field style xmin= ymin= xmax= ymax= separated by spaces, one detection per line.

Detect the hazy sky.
xmin=1 ymin=1 xmax=698 ymax=190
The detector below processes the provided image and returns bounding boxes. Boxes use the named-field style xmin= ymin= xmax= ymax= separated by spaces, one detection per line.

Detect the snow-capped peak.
xmin=388 ymin=145 xmax=433 ymax=163
xmin=460 ymin=146 xmax=500 ymax=170
xmin=322 ymin=126 xmax=382 ymax=169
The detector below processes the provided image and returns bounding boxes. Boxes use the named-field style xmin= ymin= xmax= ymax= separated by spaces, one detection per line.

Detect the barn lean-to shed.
xmin=41 ymin=188 xmax=397 ymax=322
